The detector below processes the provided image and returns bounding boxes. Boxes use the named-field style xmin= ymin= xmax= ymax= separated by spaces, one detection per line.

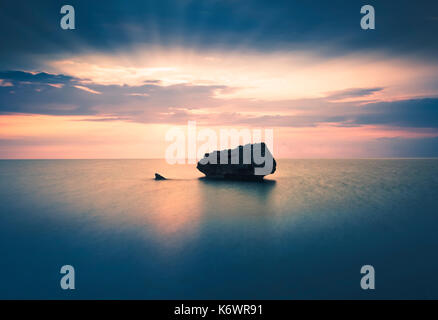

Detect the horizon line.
xmin=1 ymin=157 xmax=438 ymax=160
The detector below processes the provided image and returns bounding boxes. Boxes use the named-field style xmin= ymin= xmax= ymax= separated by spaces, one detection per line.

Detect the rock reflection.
xmin=197 ymin=177 xmax=277 ymax=218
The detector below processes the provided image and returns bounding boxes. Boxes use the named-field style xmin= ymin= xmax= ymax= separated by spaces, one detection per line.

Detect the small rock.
xmin=155 ymin=173 xmax=167 ymax=180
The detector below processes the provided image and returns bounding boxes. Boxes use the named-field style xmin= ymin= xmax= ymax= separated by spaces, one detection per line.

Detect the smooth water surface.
xmin=0 ymin=159 xmax=437 ymax=299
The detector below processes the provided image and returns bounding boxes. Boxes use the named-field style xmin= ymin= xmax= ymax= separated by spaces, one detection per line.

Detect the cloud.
xmin=1 ymin=0 xmax=438 ymax=70
xmin=364 ymin=136 xmax=438 ymax=158
xmin=0 ymin=70 xmax=75 ymax=84
xmin=0 ymin=69 xmax=345 ymax=125
xmin=325 ymin=87 xmax=384 ymax=100
xmin=0 ymin=79 xmax=13 ymax=87
xmin=353 ymin=98 xmax=438 ymax=128
xmin=0 ymin=71 xmax=95 ymax=115
xmin=0 ymin=70 xmax=229 ymax=117
xmin=1 ymin=70 xmax=438 ymax=133
xmin=191 ymin=96 xmax=438 ymax=130
xmin=73 ymin=85 xmax=102 ymax=94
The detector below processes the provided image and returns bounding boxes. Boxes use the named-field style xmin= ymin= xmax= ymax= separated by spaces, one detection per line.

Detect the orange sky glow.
xmin=1 ymin=47 xmax=438 ymax=158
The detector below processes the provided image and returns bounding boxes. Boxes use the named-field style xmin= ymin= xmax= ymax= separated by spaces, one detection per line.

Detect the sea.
xmin=0 ymin=159 xmax=437 ymax=299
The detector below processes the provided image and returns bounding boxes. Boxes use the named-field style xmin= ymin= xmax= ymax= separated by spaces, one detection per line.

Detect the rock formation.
xmin=196 ymin=142 xmax=276 ymax=180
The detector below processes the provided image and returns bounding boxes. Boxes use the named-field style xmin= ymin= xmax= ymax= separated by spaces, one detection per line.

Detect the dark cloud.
xmin=185 ymin=96 xmax=438 ymax=129
xmin=0 ymin=71 xmax=76 ymax=84
xmin=365 ymin=136 xmax=438 ymax=158
xmin=0 ymin=70 xmax=228 ymax=117
xmin=354 ymin=98 xmax=438 ymax=128
xmin=1 ymin=0 xmax=438 ymax=69
xmin=143 ymin=80 xmax=162 ymax=85
xmin=0 ymin=71 xmax=95 ymax=115
xmin=325 ymin=87 xmax=384 ymax=100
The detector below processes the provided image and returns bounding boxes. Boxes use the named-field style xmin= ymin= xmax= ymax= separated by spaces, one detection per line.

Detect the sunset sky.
xmin=1 ymin=0 xmax=438 ymax=158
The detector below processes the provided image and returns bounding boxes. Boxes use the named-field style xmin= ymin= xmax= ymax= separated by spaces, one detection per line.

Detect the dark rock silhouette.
xmin=154 ymin=173 xmax=167 ymax=180
xmin=197 ymin=142 xmax=276 ymax=181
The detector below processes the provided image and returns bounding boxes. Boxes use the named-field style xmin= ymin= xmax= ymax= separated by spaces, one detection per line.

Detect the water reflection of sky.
xmin=1 ymin=159 xmax=438 ymax=299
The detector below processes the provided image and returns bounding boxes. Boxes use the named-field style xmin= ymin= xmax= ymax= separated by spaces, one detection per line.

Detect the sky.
xmin=1 ymin=0 xmax=438 ymax=158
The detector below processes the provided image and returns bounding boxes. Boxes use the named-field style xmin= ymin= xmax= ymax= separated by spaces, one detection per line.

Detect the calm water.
xmin=0 ymin=159 xmax=437 ymax=299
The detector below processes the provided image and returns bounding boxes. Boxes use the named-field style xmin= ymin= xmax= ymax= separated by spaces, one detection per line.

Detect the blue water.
xmin=0 ymin=159 xmax=437 ymax=299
